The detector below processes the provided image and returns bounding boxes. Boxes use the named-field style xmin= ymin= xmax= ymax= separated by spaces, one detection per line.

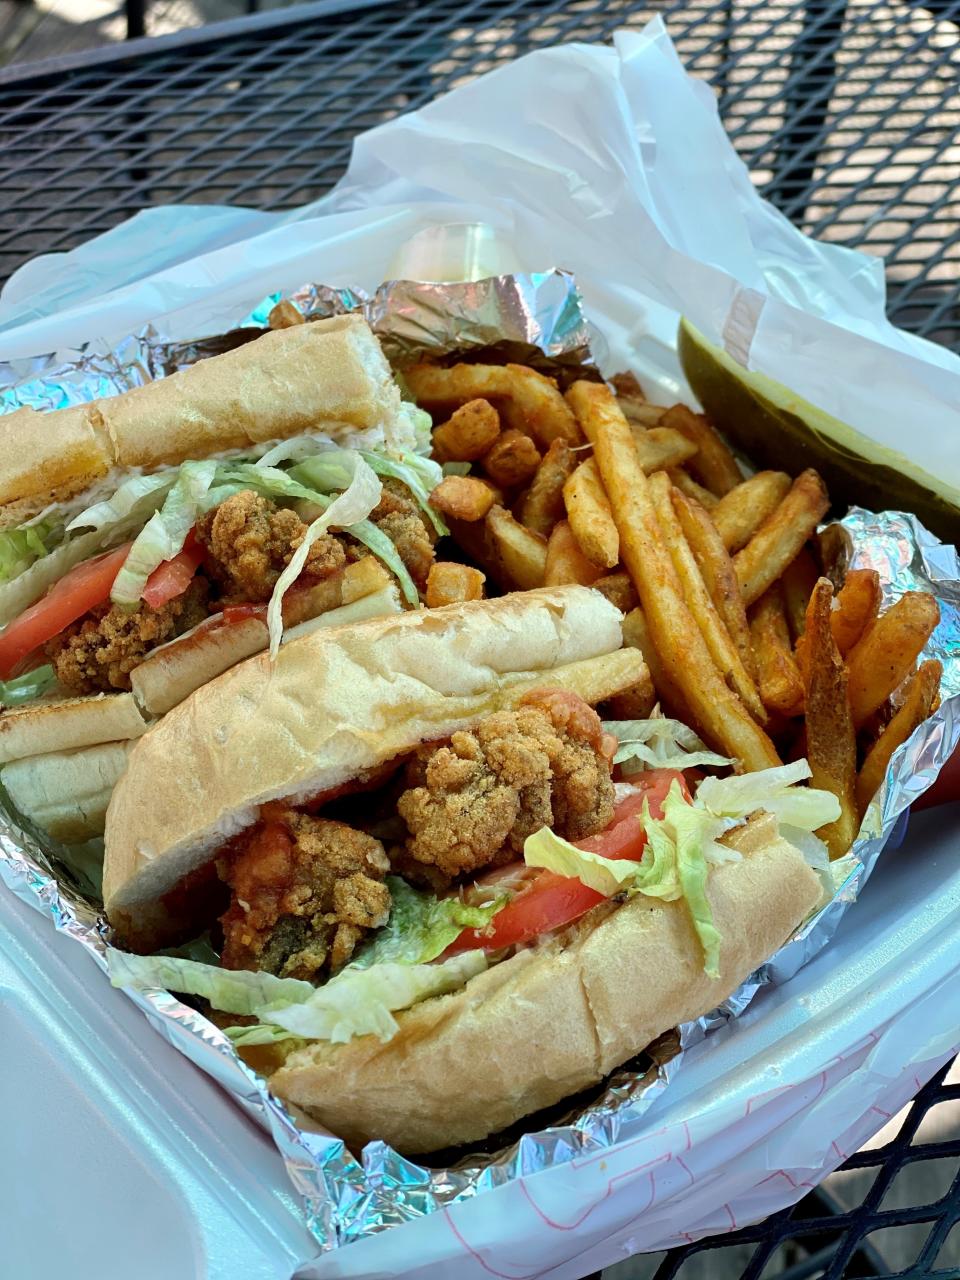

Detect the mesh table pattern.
xmin=0 ymin=0 xmax=958 ymax=348
xmin=1 ymin=1 xmax=959 ymax=1276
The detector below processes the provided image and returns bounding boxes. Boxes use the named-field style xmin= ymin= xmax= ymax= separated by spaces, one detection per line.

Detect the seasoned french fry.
xmin=431 ymin=399 xmax=501 ymax=462
xmin=780 ymin=547 xmax=819 ymax=641
xmin=610 ymin=371 xmax=646 ymax=402
xmin=749 ymin=585 xmax=805 ymax=717
xmin=660 ymin=404 xmax=743 ymax=496
xmin=803 ymin=578 xmax=858 ymax=858
xmin=832 ymin=568 xmax=882 ymax=656
xmin=591 ymin=571 xmax=639 ymax=614
xmin=544 ymin=520 xmax=603 ymax=587
xmin=621 ymin=607 xmax=698 ymax=728
xmin=429 ymin=475 xmax=497 ymax=523
xmin=649 ymin=471 xmax=765 ymax=723
xmin=425 ymin=562 xmax=486 ymax=609
xmin=632 ymin=426 xmax=697 ymax=473
xmin=267 ymin=299 xmax=305 ymax=329
xmin=563 ymin=457 xmax=620 ymax=569
xmin=796 ymin=567 xmax=882 ymax=680
xmin=846 ymin=592 xmax=940 ymax=727
xmin=567 ymin=380 xmax=780 ymax=770
xmin=671 ymin=484 xmax=755 ymax=684
xmin=611 ymin=371 xmax=665 ymax=426
xmin=485 ymin=504 xmax=548 ymax=590
xmin=406 ymin=363 xmax=581 ymax=447
xmin=482 ymin=429 xmax=542 ymax=489
xmin=519 ymin=439 xmax=575 ymax=535
xmin=712 ymin=471 xmax=793 ymax=552
xmin=668 ymin=468 xmax=719 ymax=510
xmin=734 ymin=469 xmax=830 ymax=607
xmin=856 ymin=659 xmax=942 ymax=815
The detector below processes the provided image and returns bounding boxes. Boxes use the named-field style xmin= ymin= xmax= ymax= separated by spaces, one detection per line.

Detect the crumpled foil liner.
xmin=0 ymin=271 xmax=596 ymax=415
xmin=0 ymin=272 xmax=958 ymax=1255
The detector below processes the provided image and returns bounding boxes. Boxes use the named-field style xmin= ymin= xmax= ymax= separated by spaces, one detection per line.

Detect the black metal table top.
xmin=2 ymin=2 xmax=959 ymax=1277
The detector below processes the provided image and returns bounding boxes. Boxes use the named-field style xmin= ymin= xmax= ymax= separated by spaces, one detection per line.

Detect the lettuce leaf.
xmin=0 ymin=664 xmax=57 ymax=706
xmin=0 ymin=518 xmax=62 ymax=584
xmin=695 ymin=760 xmax=841 ymax=831
xmin=107 ymin=949 xmax=316 ymax=1014
xmin=109 ymin=942 xmax=486 ymax=1047
xmin=523 ymin=828 xmax=645 ymax=896
xmin=218 ymin=459 xmax=419 ymax=606
xmin=658 ymin=787 xmax=726 ymax=977
xmin=254 ymin=951 xmax=486 ymax=1044
xmin=66 ymin=472 xmax=174 ymax=533
xmin=266 ymin=455 xmax=381 ymax=656
xmin=603 ymin=717 xmax=733 ymax=772
xmin=110 ymin=460 xmax=218 ymax=607
xmin=352 ymin=877 xmax=503 ymax=968
xmin=0 ymin=525 xmax=128 ymax=627
xmin=292 ymin=449 xmax=447 ymax=538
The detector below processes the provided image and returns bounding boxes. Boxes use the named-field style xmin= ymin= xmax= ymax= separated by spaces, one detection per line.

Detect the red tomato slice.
xmin=447 ymin=769 xmax=689 ymax=953
xmin=0 ymin=544 xmax=132 ymax=679
xmin=142 ymin=545 xmax=203 ymax=610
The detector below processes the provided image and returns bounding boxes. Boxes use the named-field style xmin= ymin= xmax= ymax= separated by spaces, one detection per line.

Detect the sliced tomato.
xmin=0 ymin=543 xmax=132 ymax=679
xmin=142 ymin=544 xmax=203 ymax=610
xmin=447 ymin=769 xmax=689 ymax=954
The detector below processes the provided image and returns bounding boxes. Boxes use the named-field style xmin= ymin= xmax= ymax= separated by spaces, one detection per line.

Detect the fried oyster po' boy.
xmin=0 ymin=315 xmax=448 ymax=838
xmin=104 ymin=586 xmax=831 ymax=1154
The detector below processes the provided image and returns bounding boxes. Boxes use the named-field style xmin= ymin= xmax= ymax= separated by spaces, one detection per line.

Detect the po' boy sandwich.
xmin=104 ymin=586 xmax=831 ymax=1154
xmin=0 ymin=316 xmax=444 ymax=825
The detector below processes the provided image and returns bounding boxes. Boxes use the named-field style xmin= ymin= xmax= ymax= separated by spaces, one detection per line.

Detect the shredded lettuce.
xmin=0 ymin=525 xmax=127 ymax=627
xmin=604 ymin=717 xmax=733 ymax=772
xmin=353 ymin=877 xmax=503 ymax=968
xmin=254 ymin=435 xmax=337 ymax=469
xmin=0 ymin=518 xmax=62 ymax=584
xmin=266 ymin=456 xmax=381 ymax=656
xmin=216 ymin=459 xmax=420 ymax=607
xmin=442 ymin=461 xmax=472 ymax=477
xmin=252 ymin=951 xmax=486 ymax=1044
xmin=658 ymin=787 xmax=727 ymax=976
xmin=402 ymin=402 xmax=434 ymax=455
xmin=524 ymin=829 xmax=646 ymax=896
xmin=66 ymin=472 xmax=174 ymax=533
xmin=291 ymin=449 xmax=447 ymax=538
xmin=110 ymin=461 xmax=218 ymax=607
xmin=109 ymin=944 xmax=486 ymax=1047
xmin=695 ymin=760 xmax=841 ymax=831
xmin=0 ymin=664 xmax=57 ymax=706
xmin=107 ymin=949 xmax=316 ymax=1014
xmin=362 ymin=452 xmax=445 ymax=536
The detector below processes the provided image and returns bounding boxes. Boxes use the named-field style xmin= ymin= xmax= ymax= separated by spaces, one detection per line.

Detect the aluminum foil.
xmin=0 ymin=273 xmax=958 ymax=1256
xmin=0 ymin=270 xmax=596 ymax=414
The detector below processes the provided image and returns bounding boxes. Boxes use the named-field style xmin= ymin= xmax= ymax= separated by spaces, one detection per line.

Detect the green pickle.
xmin=678 ymin=318 xmax=960 ymax=545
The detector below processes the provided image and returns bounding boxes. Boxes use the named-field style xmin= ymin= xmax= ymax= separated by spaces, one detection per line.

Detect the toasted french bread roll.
xmin=2 ymin=740 xmax=132 ymax=842
xmin=0 ymin=691 xmax=148 ymax=764
xmin=0 ymin=315 xmax=402 ymax=516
